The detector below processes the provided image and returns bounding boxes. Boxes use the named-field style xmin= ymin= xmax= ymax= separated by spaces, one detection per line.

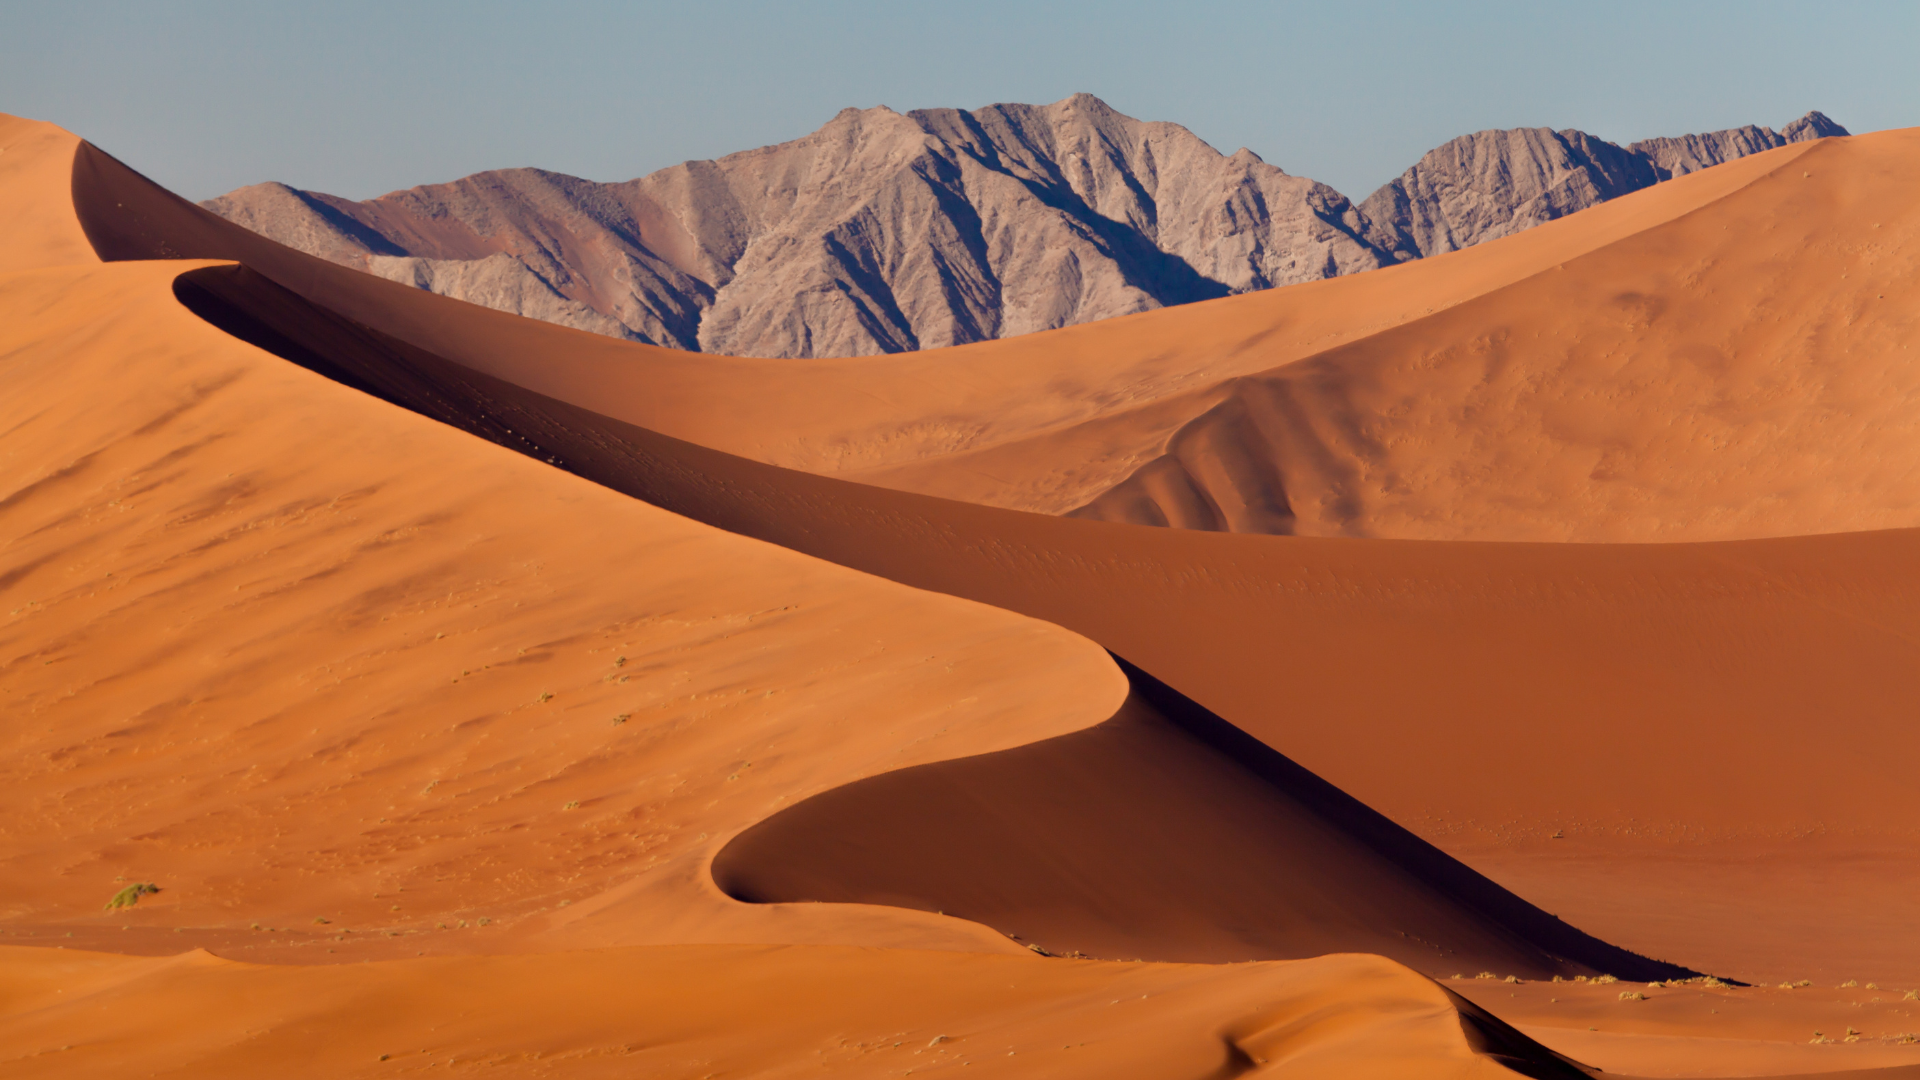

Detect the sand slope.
xmin=1075 ymin=130 xmax=1920 ymax=540
xmin=0 ymin=945 xmax=1589 ymax=1080
xmin=0 ymin=115 xmax=1629 ymax=1077
xmin=0 ymin=256 xmax=1127 ymax=963
xmin=7 ymin=110 xmax=1918 ymax=1076
xmin=57 ymin=114 xmax=1920 ymax=985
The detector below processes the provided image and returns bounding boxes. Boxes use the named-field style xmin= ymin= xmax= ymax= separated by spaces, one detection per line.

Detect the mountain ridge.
xmin=203 ymin=97 xmax=1846 ymax=358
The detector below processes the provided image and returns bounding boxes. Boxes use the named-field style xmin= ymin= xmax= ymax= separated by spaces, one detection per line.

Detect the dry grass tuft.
xmin=103 ymin=883 xmax=159 ymax=910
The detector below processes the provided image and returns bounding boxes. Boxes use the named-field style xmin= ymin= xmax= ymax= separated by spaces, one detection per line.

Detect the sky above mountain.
xmin=3 ymin=0 xmax=1914 ymax=202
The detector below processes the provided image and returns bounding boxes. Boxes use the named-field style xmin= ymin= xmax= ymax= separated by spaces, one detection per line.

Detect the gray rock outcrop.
xmin=1360 ymin=111 xmax=1848 ymax=258
xmin=203 ymin=95 xmax=1402 ymax=357
xmin=203 ymin=101 xmax=1847 ymax=357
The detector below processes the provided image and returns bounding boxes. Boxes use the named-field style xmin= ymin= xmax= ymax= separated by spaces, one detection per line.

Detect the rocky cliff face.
xmin=203 ymin=100 xmax=1846 ymax=358
xmin=1358 ymin=111 xmax=1848 ymax=258
xmin=1629 ymin=110 xmax=1848 ymax=181
xmin=205 ymin=95 xmax=1402 ymax=357
xmin=1357 ymin=128 xmax=1657 ymax=259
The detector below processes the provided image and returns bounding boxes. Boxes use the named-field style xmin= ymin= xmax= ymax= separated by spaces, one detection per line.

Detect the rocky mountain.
xmin=1629 ymin=110 xmax=1847 ymax=181
xmin=1362 ymin=110 xmax=1848 ymax=257
xmin=204 ymin=94 xmax=1405 ymax=357
xmin=203 ymin=100 xmax=1846 ymax=358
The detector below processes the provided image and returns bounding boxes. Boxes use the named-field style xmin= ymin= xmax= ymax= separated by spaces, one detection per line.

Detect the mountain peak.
xmin=1782 ymin=110 xmax=1849 ymax=142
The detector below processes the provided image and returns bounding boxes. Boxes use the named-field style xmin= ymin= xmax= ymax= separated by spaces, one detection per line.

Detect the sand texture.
xmin=3 ymin=109 xmax=1918 ymax=1076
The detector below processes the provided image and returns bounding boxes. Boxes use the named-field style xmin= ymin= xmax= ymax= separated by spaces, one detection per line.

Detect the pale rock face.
xmin=202 ymin=102 xmax=1846 ymax=358
xmin=200 ymin=95 xmax=1396 ymax=358
xmin=364 ymin=253 xmax=643 ymax=341
xmin=1628 ymin=125 xmax=1787 ymax=181
xmin=1626 ymin=112 xmax=1844 ymax=181
xmin=1359 ymin=128 xmax=1657 ymax=259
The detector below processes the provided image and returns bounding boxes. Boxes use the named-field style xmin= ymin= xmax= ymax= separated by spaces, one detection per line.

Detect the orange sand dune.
xmin=0 ymin=256 xmax=1124 ymax=963
xmin=1 ymin=115 xmax=1651 ymax=1077
xmin=96 ymin=240 xmax=1918 ymax=986
xmin=1074 ymin=130 xmax=1920 ymax=540
xmin=0 ymin=945 xmax=1590 ymax=1080
xmin=1489 ymin=977 xmax=1920 ymax=1077
xmin=7 ymin=110 xmax=1917 ymax=1077
xmin=54 ymin=115 xmax=1920 ymax=986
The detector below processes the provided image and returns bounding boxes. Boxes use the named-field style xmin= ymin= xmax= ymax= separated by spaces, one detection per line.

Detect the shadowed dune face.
xmin=715 ymin=690 xmax=1680 ymax=977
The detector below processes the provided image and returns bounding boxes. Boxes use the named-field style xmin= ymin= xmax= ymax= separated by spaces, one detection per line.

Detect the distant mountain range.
xmin=203 ymin=96 xmax=1846 ymax=359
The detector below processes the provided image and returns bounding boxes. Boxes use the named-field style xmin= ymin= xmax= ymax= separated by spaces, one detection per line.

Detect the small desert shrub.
xmin=104 ymin=883 xmax=160 ymax=910
xmin=537 ymin=691 xmax=554 ymax=703
xmin=1619 ymin=991 xmax=1645 ymax=1001
xmin=1475 ymin=971 xmax=1495 ymax=980
xmin=1594 ymin=974 xmax=1618 ymax=984
xmin=1842 ymin=979 xmax=1860 ymax=987
xmin=1905 ymin=990 xmax=1919 ymax=1001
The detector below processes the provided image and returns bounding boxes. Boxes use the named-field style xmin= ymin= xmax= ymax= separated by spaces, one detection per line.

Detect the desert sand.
xmin=5 ymin=108 xmax=1919 ymax=1077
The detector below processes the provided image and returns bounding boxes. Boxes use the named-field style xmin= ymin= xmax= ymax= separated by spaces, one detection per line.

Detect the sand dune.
xmin=0 ymin=113 xmax=1637 ymax=1077
xmin=57 ymin=111 xmax=1920 ymax=983
xmin=7 ymin=107 xmax=1919 ymax=1077
xmin=85 ymin=236 xmax=1919 ymax=986
xmin=0 ymin=945 xmax=1595 ymax=1080
xmin=0 ymin=256 xmax=1127 ymax=964
xmin=1074 ymin=129 xmax=1920 ymax=540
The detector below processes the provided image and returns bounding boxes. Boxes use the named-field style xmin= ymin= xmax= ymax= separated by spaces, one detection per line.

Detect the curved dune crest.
xmin=0 ymin=115 xmax=97 ymax=270
xmin=0 ymin=255 xmax=1126 ymax=961
xmin=1073 ymin=130 xmax=1920 ymax=541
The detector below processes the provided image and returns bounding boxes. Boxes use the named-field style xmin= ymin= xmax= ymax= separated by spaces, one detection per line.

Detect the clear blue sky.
xmin=3 ymin=0 xmax=1914 ymax=202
